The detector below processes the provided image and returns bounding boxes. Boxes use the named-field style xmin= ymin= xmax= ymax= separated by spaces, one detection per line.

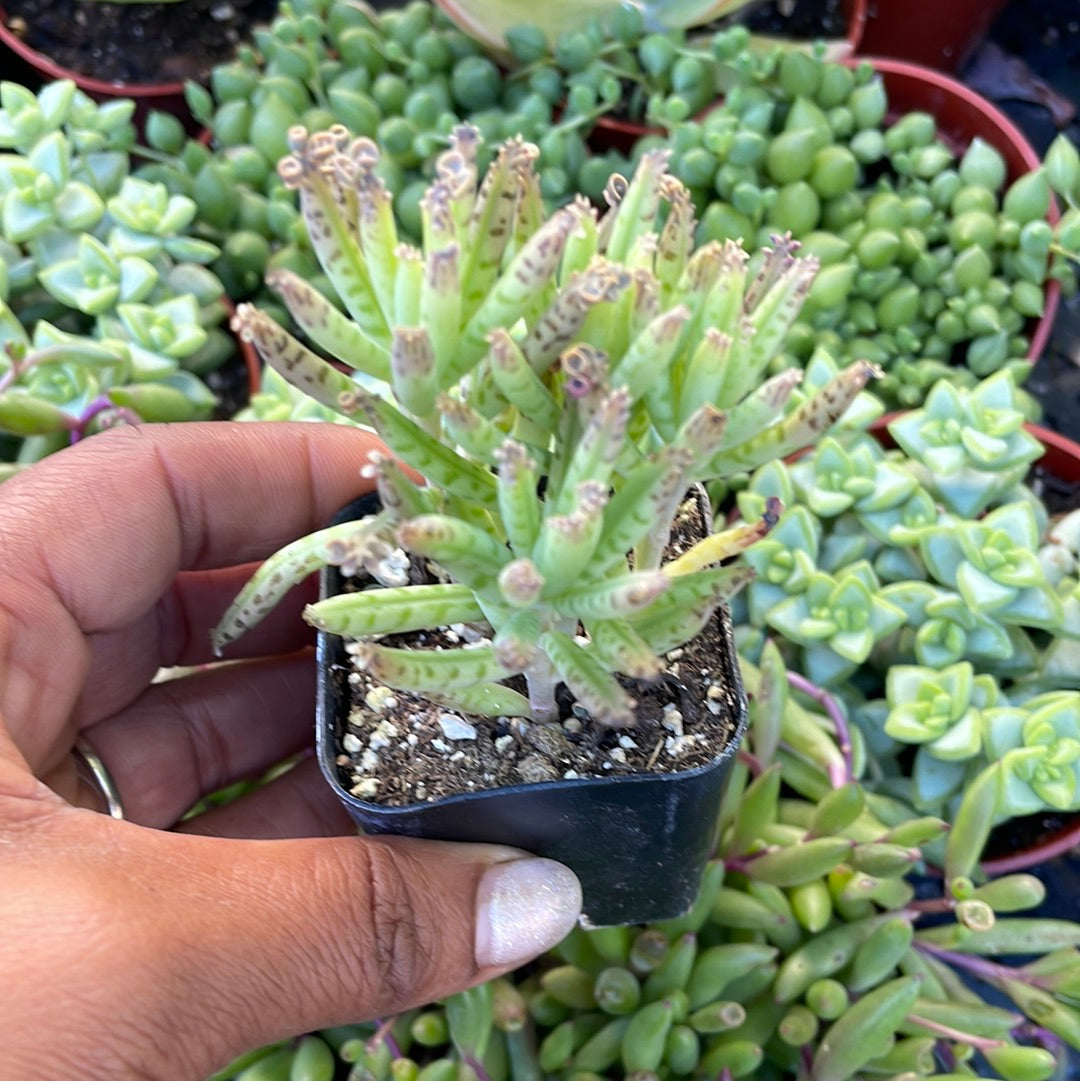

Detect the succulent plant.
xmin=0 ymin=80 xmax=234 ymax=467
xmin=730 ymin=365 xmax=1080 ymax=852
xmin=434 ymin=0 xmax=858 ymax=67
xmin=735 ymin=370 xmax=1079 ymax=685
xmin=433 ymin=0 xmax=754 ymax=54
xmin=167 ymin=0 xmax=640 ymax=315
xmin=877 ymin=662 xmax=1080 ymax=826
xmin=887 ymin=371 xmax=1045 ymax=518
xmin=211 ymin=125 xmax=873 ymax=731
xmin=610 ymin=56 xmax=1080 ymax=408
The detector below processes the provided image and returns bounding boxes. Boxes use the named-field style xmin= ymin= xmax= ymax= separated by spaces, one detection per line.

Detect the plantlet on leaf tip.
xmin=214 ymin=124 xmax=876 ymax=728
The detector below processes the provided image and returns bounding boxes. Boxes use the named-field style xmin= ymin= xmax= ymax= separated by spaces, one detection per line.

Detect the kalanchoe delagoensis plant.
xmin=212 ymin=124 xmax=875 ymax=739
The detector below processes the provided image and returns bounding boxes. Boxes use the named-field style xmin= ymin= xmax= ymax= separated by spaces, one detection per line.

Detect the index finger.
xmin=0 ymin=421 xmax=383 ymax=635
xmin=0 ymin=422 xmax=382 ymax=770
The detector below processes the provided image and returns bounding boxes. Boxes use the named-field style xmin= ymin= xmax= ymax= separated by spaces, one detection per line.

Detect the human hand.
xmin=0 ymin=422 xmax=581 ymax=1081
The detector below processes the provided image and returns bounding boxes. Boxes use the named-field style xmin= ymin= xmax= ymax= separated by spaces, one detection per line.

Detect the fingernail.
xmin=475 ymin=857 xmax=582 ymax=967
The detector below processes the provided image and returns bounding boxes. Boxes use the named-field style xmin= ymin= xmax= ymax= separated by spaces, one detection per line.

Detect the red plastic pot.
xmin=860 ymin=0 xmax=1008 ymax=73
xmin=0 ymin=4 xmax=191 ymax=132
xmin=863 ymin=56 xmax=1061 ymax=365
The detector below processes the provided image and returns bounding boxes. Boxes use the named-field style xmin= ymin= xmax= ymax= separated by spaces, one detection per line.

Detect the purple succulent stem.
xmin=737 ymin=748 xmax=764 ymax=776
xmin=370 ymin=1018 xmax=403 ymax=1060
xmin=914 ymin=940 xmax=1038 ymax=988
xmin=937 ymin=1041 xmax=957 ymax=1072
xmin=0 ymin=344 xmax=24 ymax=393
xmin=463 ymin=1052 xmax=493 ymax=1081
xmin=905 ymin=896 xmax=955 ymax=915
xmin=906 ymin=1013 xmax=1007 ymax=1051
xmin=1013 ymin=1022 xmax=1065 ymax=1056
xmin=786 ymin=670 xmax=854 ymax=785
xmin=71 ymin=397 xmax=141 ymax=443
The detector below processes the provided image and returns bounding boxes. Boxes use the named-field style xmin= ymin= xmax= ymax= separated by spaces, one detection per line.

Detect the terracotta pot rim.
xmin=0 ymin=3 xmax=186 ymax=97
xmin=980 ymin=813 xmax=1080 ymax=876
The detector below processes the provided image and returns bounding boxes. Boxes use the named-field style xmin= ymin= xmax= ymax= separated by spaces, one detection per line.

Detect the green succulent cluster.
xmin=153 ymin=0 xmax=840 ymax=338
xmin=729 ymin=369 xmax=1080 ymax=841
xmin=878 ymin=663 xmax=1080 ymax=824
xmin=735 ymin=371 xmax=1078 ymax=685
xmin=144 ymin=0 xmax=647 ymax=320
xmin=142 ymin=1 xmax=1080 ymax=417
xmin=618 ymin=53 xmax=1080 ymax=407
xmin=209 ymin=646 xmax=1080 ymax=1081
xmin=0 ymin=80 xmax=233 ymax=470
xmin=212 ymin=126 xmax=873 ymax=725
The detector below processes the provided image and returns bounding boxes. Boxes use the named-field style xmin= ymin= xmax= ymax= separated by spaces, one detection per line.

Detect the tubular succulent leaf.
xmin=216 ymin=129 xmax=873 ymax=725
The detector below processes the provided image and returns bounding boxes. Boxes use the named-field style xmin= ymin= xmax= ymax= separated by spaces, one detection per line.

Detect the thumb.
xmin=6 ymin=811 xmax=582 ymax=1081
xmin=180 ymin=831 xmax=583 ymax=1030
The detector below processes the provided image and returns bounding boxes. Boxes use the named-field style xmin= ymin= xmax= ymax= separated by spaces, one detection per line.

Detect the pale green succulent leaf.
xmin=487 ymin=327 xmax=559 ymax=432
xmin=353 ymin=641 xmax=513 ymax=692
xmin=213 ymin=515 xmax=397 ymax=652
xmin=424 ymin=683 xmax=532 ymax=718
xmin=541 ymin=629 xmax=636 ymax=728
xmin=398 ymin=513 xmax=511 ymax=588
xmin=584 ymin=618 xmax=663 ymax=681
xmin=305 ymin=584 xmax=485 ymax=638
xmin=911 ymin=749 xmax=966 ymax=810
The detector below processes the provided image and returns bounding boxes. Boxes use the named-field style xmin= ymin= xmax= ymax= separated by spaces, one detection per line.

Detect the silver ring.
xmin=73 ymin=738 xmax=125 ymax=820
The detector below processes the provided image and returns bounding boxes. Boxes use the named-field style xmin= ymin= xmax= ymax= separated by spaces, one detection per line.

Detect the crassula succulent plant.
xmin=212 ymin=125 xmax=874 ymax=737
xmin=0 ymin=80 xmax=231 ymax=468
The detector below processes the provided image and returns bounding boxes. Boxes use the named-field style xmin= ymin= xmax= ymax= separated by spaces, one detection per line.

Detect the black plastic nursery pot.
xmin=315 ymin=495 xmax=749 ymax=927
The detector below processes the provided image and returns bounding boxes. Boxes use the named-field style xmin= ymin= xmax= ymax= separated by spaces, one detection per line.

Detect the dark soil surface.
xmin=742 ymin=0 xmax=852 ymax=42
xmin=327 ymin=491 xmax=744 ymax=807
xmin=332 ymin=606 xmax=741 ymax=806
xmin=207 ymin=350 xmax=254 ymax=420
xmin=2 ymin=0 xmax=278 ymax=85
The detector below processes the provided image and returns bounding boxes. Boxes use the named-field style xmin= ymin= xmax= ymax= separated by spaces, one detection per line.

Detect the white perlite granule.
xmin=364 ymin=685 xmax=398 ymax=713
xmin=437 ymin=714 xmax=478 ymax=740
xmin=369 ymin=718 xmax=400 ymax=749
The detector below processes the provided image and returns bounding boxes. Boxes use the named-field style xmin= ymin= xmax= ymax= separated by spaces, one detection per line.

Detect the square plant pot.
xmin=315 ymin=493 xmax=749 ymax=927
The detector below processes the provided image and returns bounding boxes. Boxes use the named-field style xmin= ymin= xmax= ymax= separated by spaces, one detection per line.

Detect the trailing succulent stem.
xmin=215 ymin=125 xmax=874 ymax=727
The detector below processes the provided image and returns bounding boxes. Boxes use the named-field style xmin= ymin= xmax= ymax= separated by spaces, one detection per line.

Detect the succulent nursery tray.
xmin=1 ymin=0 xmax=278 ymax=86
